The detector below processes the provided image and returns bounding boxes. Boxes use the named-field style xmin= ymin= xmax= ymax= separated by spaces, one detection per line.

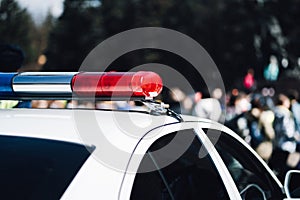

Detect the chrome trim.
xmin=13 ymin=72 xmax=78 ymax=85
xmin=17 ymin=72 xmax=79 ymax=76
xmin=12 ymin=72 xmax=77 ymax=94
xmin=13 ymin=84 xmax=72 ymax=93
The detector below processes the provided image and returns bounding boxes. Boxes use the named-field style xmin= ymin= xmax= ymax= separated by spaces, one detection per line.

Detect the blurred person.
xmin=77 ymin=101 xmax=95 ymax=109
xmin=0 ymin=44 xmax=31 ymax=108
xmin=212 ymin=88 xmax=223 ymax=100
xmin=115 ymin=101 xmax=135 ymax=110
xmin=95 ymin=101 xmax=115 ymax=110
xmin=225 ymin=95 xmax=252 ymax=144
xmin=0 ymin=101 xmax=19 ymax=109
xmin=225 ymin=92 xmax=251 ymax=121
xmin=226 ymin=94 xmax=275 ymax=161
xmin=66 ymin=100 xmax=78 ymax=108
xmin=225 ymin=92 xmax=237 ymax=121
xmin=194 ymin=91 xmax=202 ymax=103
xmin=212 ymin=87 xmax=225 ymax=121
xmin=250 ymin=95 xmax=275 ymax=162
xmin=159 ymin=87 xmax=180 ymax=114
xmin=31 ymin=100 xmax=50 ymax=108
xmin=31 ymin=100 xmax=67 ymax=109
xmin=168 ymin=87 xmax=185 ymax=114
xmin=182 ymin=95 xmax=194 ymax=115
xmin=234 ymin=93 xmax=251 ymax=115
xmin=164 ymin=87 xmax=194 ymax=114
xmin=264 ymin=55 xmax=279 ymax=82
xmin=192 ymin=89 xmax=222 ymax=122
xmin=288 ymin=90 xmax=300 ymax=134
xmin=49 ymin=100 xmax=67 ymax=108
xmin=273 ymin=94 xmax=300 ymax=153
xmin=0 ymin=44 xmax=24 ymax=72
xmin=269 ymin=94 xmax=300 ymax=179
xmin=243 ymin=68 xmax=256 ymax=92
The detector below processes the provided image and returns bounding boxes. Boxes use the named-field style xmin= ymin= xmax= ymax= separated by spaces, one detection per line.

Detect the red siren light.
xmin=71 ymin=71 xmax=163 ymax=99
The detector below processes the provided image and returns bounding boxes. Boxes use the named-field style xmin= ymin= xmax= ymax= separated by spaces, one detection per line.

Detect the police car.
xmin=0 ymin=71 xmax=299 ymax=200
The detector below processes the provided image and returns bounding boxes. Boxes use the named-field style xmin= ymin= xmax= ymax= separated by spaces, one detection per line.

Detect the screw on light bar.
xmin=0 ymin=71 xmax=163 ymax=100
xmin=72 ymin=71 xmax=163 ymax=99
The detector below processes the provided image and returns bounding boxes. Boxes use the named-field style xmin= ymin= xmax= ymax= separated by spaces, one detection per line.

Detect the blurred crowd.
xmin=224 ymin=88 xmax=300 ymax=180
xmin=166 ymin=86 xmax=300 ymax=181
xmin=29 ymin=100 xmax=146 ymax=111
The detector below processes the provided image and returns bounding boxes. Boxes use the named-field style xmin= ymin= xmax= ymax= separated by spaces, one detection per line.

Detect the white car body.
xmin=0 ymin=108 xmax=289 ymax=199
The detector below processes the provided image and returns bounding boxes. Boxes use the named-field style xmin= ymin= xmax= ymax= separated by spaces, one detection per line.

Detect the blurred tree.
xmin=42 ymin=0 xmax=299 ymax=88
xmin=270 ymin=0 xmax=300 ymax=68
xmin=213 ymin=1 xmax=259 ymax=85
xmin=0 ymin=0 xmax=36 ymax=65
xmin=43 ymin=0 xmax=102 ymax=71
xmin=101 ymin=0 xmax=136 ymax=36
xmin=37 ymin=13 xmax=55 ymax=56
xmin=22 ymin=12 xmax=56 ymax=71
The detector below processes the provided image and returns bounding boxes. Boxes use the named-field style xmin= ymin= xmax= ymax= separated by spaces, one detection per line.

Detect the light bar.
xmin=0 ymin=71 xmax=163 ymax=100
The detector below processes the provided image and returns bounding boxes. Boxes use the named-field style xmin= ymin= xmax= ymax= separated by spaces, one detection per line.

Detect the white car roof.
xmin=0 ymin=108 xmax=179 ymax=145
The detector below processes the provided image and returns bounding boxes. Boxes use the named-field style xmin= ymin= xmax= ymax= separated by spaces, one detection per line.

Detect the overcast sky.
xmin=17 ymin=0 xmax=64 ymax=24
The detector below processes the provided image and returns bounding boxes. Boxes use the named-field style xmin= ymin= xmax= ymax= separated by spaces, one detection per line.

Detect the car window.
xmin=130 ymin=129 xmax=230 ymax=200
xmin=204 ymin=129 xmax=284 ymax=200
xmin=0 ymin=135 xmax=93 ymax=200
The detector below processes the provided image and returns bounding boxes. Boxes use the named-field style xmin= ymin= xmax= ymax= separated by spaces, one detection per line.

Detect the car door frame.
xmin=119 ymin=121 xmax=242 ymax=200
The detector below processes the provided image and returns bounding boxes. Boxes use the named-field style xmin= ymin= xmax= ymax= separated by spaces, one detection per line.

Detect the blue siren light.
xmin=0 ymin=73 xmax=17 ymax=97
